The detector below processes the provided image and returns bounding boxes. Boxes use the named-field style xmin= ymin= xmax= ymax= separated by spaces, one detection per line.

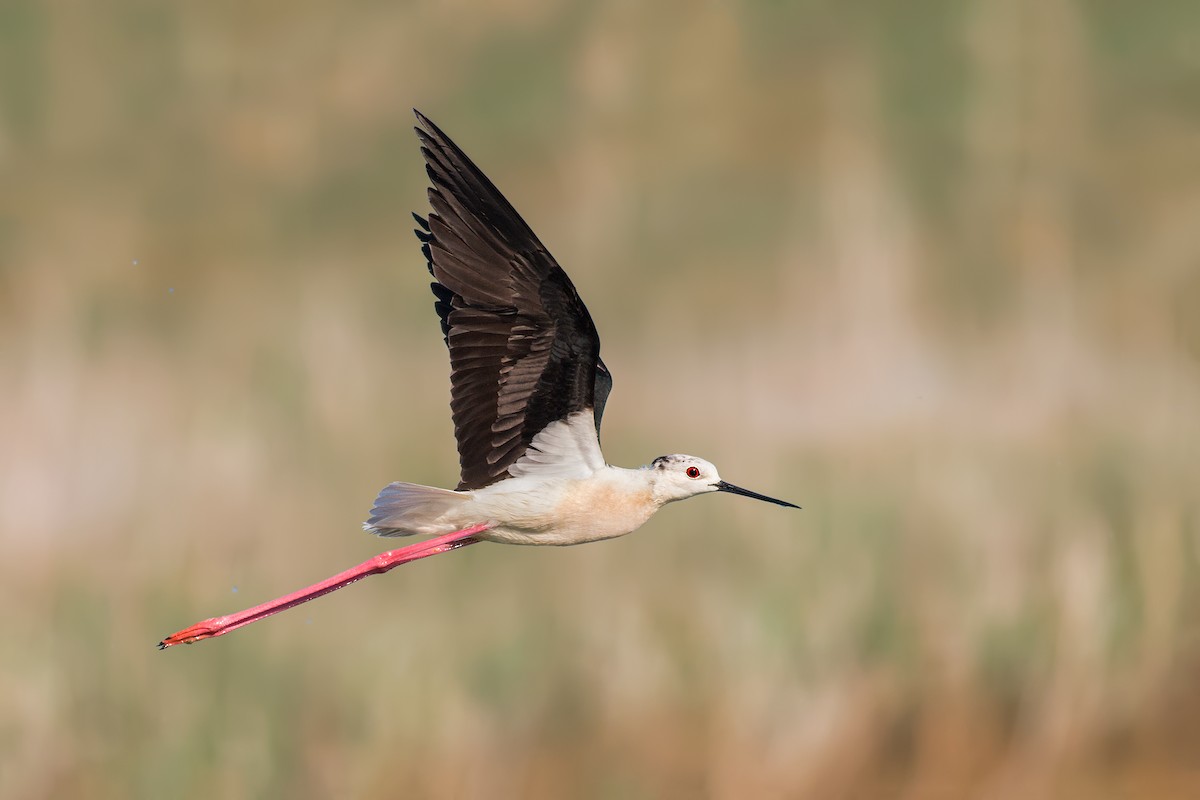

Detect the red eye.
xmin=686 ymin=466 xmax=701 ymax=479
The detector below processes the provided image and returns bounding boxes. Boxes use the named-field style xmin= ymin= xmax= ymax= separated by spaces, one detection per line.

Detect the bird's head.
xmin=647 ymin=454 xmax=799 ymax=508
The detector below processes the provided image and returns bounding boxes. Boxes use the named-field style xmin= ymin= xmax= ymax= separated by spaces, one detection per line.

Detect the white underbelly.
xmin=458 ymin=474 xmax=659 ymax=546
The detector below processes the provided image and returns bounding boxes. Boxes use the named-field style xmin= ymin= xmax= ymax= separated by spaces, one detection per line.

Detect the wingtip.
xmin=413 ymin=112 xmax=455 ymax=149
xmin=413 ymin=109 xmax=432 ymax=143
xmin=413 ymin=109 xmax=437 ymax=136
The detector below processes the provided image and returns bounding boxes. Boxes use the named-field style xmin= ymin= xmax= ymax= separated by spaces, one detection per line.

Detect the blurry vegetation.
xmin=2 ymin=1 xmax=1200 ymax=798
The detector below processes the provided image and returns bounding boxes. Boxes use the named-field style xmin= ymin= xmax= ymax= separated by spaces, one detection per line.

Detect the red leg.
xmin=158 ymin=523 xmax=490 ymax=649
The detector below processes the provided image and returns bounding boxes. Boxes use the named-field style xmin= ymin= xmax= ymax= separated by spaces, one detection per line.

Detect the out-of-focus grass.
xmin=3 ymin=1 xmax=1200 ymax=798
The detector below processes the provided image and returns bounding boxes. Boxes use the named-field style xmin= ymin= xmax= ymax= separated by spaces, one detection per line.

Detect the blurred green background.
xmin=3 ymin=1 xmax=1200 ymax=797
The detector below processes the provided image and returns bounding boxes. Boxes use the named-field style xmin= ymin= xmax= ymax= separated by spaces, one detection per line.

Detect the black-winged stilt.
xmin=159 ymin=111 xmax=797 ymax=649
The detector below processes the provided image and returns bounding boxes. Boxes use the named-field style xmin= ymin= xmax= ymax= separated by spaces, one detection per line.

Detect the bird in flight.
xmin=159 ymin=111 xmax=797 ymax=649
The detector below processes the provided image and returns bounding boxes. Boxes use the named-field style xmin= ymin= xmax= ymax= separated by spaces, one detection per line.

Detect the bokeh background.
xmin=3 ymin=1 xmax=1200 ymax=797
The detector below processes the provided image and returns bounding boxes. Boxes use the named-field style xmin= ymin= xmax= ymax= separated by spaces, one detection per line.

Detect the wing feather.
xmin=413 ymin=111 xmax=612 ymax=490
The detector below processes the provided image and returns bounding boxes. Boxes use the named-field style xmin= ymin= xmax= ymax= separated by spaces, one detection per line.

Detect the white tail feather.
xmin=363 ymin=482 xmax=471 ymax=537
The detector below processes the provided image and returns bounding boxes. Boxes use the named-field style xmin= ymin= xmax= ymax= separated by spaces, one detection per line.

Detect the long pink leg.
xmin=158 ymin=523 xmax=491 ymax=649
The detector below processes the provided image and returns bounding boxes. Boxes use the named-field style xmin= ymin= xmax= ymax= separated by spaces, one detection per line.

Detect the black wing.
xmin=413 ymin=111 xmax=612 ymax=491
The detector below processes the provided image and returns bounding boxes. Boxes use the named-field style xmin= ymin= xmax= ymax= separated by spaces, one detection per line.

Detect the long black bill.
xmin=716 ymin=481 xmax=800 ymax=509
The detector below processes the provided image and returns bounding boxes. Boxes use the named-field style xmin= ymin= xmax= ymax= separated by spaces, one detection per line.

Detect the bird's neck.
xmin=606 ymin=464 xmax=674 ymax=507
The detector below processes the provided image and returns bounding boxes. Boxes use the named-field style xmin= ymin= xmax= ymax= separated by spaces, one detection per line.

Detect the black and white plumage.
xmin=363 ymin=111 xmax=797 ymax=545
xmin=412 ymin=111 xmax=612 ymax=491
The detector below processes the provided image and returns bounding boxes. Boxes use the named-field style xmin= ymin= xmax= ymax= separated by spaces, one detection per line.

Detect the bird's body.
xmin=364 ymin=411 xmax=723 ymax=546
xmin=158 ymin=111 xmax=796 ymax=649
xmin=426 ymin=465 xmax=660 ymax=547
